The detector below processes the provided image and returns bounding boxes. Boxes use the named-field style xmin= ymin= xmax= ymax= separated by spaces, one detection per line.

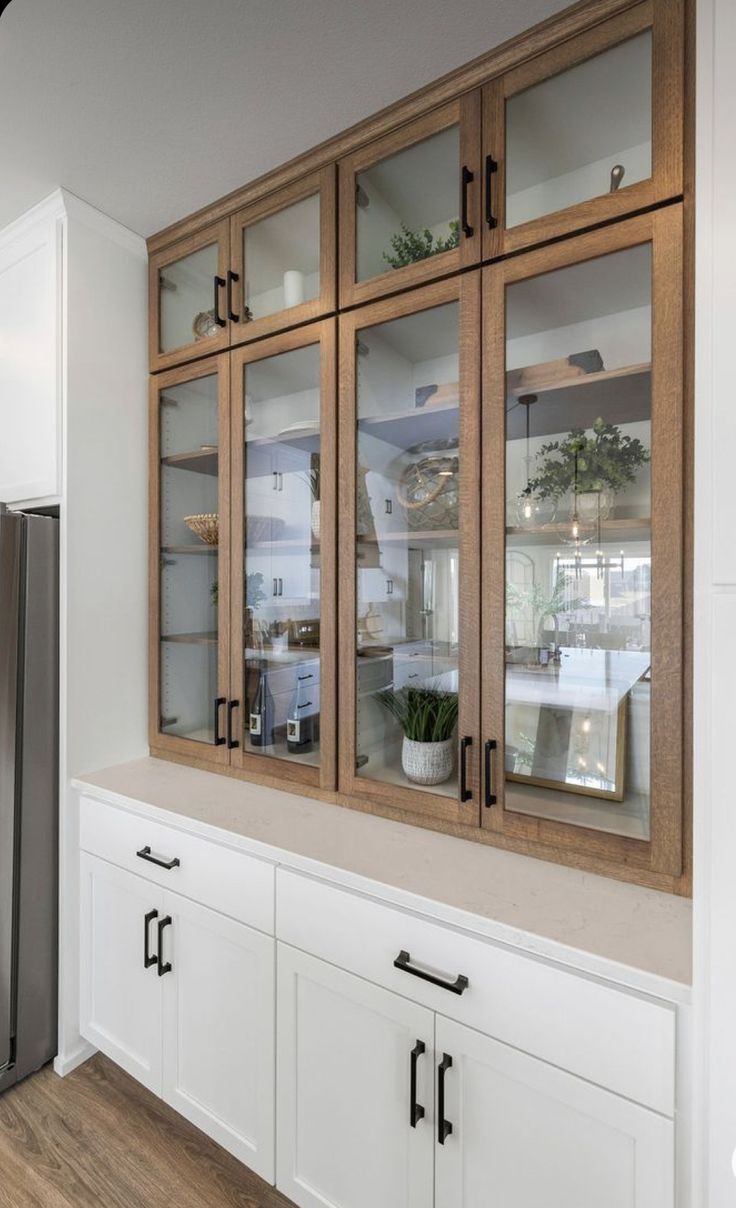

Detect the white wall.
xmin=693 ymin=1 xmax=736 ymax=1204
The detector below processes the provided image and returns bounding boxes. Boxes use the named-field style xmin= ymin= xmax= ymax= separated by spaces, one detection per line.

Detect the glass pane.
xmin=355 ymin=302 xmax=460 ymax=797
xmin=159 ymin=241 xmax=220 ymax=354
xmin=242 ymin=344 xmax=322 ymax=768
xmin=504 ymin=244 xmax=652 ymax=840
xmin=243 ymin=193 xmax=320 ymax=322
xmin=506 ymin=31 xmax=652 ymax=228
xmin=356 ymin=126 xmax=460 ymax=282
xmin=159 ymin=373 xmax=220 ymax=744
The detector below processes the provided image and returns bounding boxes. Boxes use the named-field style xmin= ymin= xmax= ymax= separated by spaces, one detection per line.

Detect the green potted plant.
xmin=378 ymin=686 xmax=459 ymax=786
xmin=526 ymin=417 xmax=650 ymax=524
xmin=382 ymin=220 xmax=459 ymax=270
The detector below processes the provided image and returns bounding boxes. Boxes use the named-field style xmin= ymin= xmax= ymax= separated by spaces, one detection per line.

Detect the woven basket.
xmin=184 ymin=513 xmax=219 ymax=545
xmin=401 ymin=736 xmax=455 ymax=786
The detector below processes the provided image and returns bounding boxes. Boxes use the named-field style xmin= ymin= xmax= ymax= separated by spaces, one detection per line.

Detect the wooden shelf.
xmin=162 ymin=544 xmax=218 ymax=555
xmin=359 ymin=400 xmax=458 ymax=448
xmin=161 ymin=449 xmax=218 ymax=476
xmin=507 ymin=516 xmax=651 ymax=547
xmin=506 ymin=364 xmax=652 ymax=442
xmin=358 ymin=528 xmax=459 ymax=547
xmin=161 ymin=631 xmax=218 ymax=646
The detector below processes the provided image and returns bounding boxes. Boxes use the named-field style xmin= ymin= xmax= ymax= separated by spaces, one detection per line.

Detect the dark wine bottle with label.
xmin=249 ymin=659 xmax=275 ymax=747
xmin=286 ymin=671 xmax=314 ymax=755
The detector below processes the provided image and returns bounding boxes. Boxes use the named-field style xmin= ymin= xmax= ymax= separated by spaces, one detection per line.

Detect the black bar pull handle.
xmin=227 ymin=269 xmax=239 ymax=322
xmin=485 ymin=155 xmax=498 ymax=229
xmin=137 ymin=845 xmax=181 ymax=871
xmin=394 ymin=950 xmax=469 ymax=996
xmin=410 ymin=1040 xmax=426 ymax=1127
xmin=214 ymin=696 xmax=226 ymax=746
xmin=213 ymin=275 xmax=226 ymax=327
xmin=484 ymin=739 xmax=498 ymax=807
xmin=227 ymin=699 xmax=240 ymax=749
xmin=438 ymin=1053 xmax=453 ymax=1145
xmin=157 ymin=916 xmax=172 ymax=977
xmin=459 ymin=735 xmax=473 ymax=802
xmin=143 ymin=909 xmax=158 ymax=969
xmin=461 ymin=166 xmax=474 ymax=238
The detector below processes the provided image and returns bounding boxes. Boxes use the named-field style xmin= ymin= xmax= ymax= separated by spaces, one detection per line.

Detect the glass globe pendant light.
xmin=515 ymin=394 xmax=556 ymax=529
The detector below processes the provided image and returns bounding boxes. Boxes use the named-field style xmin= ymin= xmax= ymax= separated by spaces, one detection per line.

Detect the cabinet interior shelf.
xmin=162 ymin=544 xmax=218 ymax=555
xmin=161 ymin=631 xmax=218 ymax=646
xmin=506 ymin=364 xmax=651 ymax=441
xmin=161 ymin=449 xmax=218 ymax=476
xmin=359 ymin=400 xmax=458 ymax=448
xmin=507 ymin=516 xmax=651 ymax=546
xmin=359 ymin=529 xmax=458 ymax=547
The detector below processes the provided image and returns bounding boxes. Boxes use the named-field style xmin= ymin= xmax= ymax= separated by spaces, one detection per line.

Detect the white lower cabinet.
xmin=276 ymin=944 xmax=435 ymax=1208
xmin=276 ymin=942 xmax=674 ymax=1208
xmin=434 ymin=1015 xmax=674 ymax=1208
xmin=79 ymin=852 xmax=275 ymax=1181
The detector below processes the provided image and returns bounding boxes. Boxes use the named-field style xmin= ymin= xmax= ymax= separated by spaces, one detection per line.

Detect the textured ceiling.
xmin=0 ymin=0 xmax=569 ymax=237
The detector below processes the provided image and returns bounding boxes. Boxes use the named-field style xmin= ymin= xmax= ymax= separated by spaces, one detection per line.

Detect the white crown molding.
xmin=60 ymin=189 xmax=147 ymax=259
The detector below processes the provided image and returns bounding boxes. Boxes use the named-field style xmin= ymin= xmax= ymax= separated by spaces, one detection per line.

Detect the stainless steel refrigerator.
xmin=0 ymin=504 xmax=58 ymax=1093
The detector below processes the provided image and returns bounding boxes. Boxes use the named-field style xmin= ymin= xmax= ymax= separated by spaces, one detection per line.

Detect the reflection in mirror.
xmin=243 ymin=193 xmax=320 ymax=322
xmin=506 ymin=31 xmax=652 ymax=228
xmin=243 ymin=344 xmax=322 ymax=768
xmin=354 ymin=302 xmax=461 ymax=797
xmin=504 ymin=244 xmax=652 ymax=839
xmin=357 ymin=126 xmax=460 ymax=282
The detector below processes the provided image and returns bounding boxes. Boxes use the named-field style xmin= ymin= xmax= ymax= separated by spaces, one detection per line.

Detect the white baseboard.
xmin=53 ymin=1039 xmax=97 ymax=1078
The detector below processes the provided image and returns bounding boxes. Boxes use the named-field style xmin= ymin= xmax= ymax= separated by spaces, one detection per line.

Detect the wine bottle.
xmin=286 ymin=671 xmax=315 ymax=754
xmin=249 ymin=659 xmax=275 ymax=747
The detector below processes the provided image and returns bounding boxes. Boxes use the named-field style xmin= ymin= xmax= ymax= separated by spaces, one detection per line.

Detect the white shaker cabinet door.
xmin=434 ymin=1015 xmax=674 ymax=1208
xmin=277 ymin=944 xmax=434 ymax=1208
xmin=0 ymin=210 xmax=60 ymax=503
xmin=161 ymin=892 xmax=276 ymax=1182
xmin=79 ymin=853 xmax=164 ymax=1094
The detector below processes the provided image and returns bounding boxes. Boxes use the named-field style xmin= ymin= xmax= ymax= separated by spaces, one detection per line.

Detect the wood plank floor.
xmin=0 ymin=1055 xmax=294 ymax=1208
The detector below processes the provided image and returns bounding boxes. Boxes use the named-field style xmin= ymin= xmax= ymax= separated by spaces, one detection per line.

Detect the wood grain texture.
xmin=149 ymin=355 xmax=232 ymax=768
xmin=0 ymin=1056 xmax=293 ymax=1208
xmin=149 ymin=222 xmax=231 ymax=373
xmin=146 ymin=0 xmax=647 ymax=256
xmin=229 ymin=167 xmax=337 ymax=345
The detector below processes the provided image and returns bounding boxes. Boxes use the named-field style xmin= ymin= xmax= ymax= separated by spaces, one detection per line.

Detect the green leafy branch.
xmin=527 ymin=418 xmax=649 ymax=501
xmin=378 ymin=687 xmax=459 ymax=743
xmin=382 ymin=220 xmax=459 ymax=270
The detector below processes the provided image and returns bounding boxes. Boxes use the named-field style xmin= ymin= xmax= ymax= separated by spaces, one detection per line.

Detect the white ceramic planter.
xmin=401 ymin=736 xmax=454 ymax=786
xmin=311 ymin=500 xmax=321 ymax=540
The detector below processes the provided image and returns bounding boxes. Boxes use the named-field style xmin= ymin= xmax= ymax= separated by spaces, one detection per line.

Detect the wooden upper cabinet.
xmin=149 ymin=354 xmax=232 ymax=765
xmin=482 ymin=0 xmax=683 ymax=258
xmin=338 ymin=96 xmax=482 ymax=308
xmin=337 ymin=275 xmax=481 ymax=826
xmin=228 ymin=168 xmax=336 ymax=344
xmin=481 ymin=206 xmax=684 ymax=881
xmin=149 ymin=222 xmax=231 ymax=372
xmin=228 ymin=320 xmax=337 ymax=793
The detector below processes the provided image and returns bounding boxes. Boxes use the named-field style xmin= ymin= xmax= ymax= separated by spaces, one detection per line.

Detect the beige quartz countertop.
xmin=73 ymin=757 xmax=692 ymax=1000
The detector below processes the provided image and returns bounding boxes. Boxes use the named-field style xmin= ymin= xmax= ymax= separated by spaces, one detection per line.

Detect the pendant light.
xmin=515 ymin=394 xmax=556 ymax=529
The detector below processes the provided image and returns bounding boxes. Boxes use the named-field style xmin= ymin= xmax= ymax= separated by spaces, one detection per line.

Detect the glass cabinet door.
xmin=151 ymin=356 xmax=231 ymax=764
xmin=229 ymin=322 xmax=336 ymax=790
xmin=482 ymin=207 xmax=683 ymax=875
xmin=229 ymin=168 xmax=336 ymax=344
xmin=149 ymin=222 xmax=230 ymax=372
xmin=338 ymin=278 xmax=481 ymax=823
xmin=483 ymin=0 xmax=683 ymax=257
xmin=339 ymin=97 xmax=481 ymax=309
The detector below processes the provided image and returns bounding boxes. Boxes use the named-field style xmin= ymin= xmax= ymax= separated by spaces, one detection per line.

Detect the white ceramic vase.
xmin=401 ymin=736 xmax=454 ymax=786
xmin=311 ymin=500 xmax=321 ymax=540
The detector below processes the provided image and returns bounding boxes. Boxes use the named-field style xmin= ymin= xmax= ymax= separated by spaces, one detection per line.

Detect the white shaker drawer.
xmin=276 ymin=869 xmax=675 ymax=1116
xmin=79 ymin=796 xmax=274 ymax=934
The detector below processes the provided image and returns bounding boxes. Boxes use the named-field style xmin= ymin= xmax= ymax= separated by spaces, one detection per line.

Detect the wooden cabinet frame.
xmin=149 ymin=354 xmax=232 ymax=766
xmin=338 ymin=96 xmax=482 ymax=309
xmin=337 ymin=275 xmax=482 ymax=826
xmin=149 ymin=222 xmax=231 ymax=373
xmin=481 ymin=206 xmax=684 ymax=878
xmin=482 ymin=0 xmax=684 ymax=259
xmin=229 ymin=320 xmax=337 ymax=792
xmin=229 ymin=168 xmax=337 ymax=345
